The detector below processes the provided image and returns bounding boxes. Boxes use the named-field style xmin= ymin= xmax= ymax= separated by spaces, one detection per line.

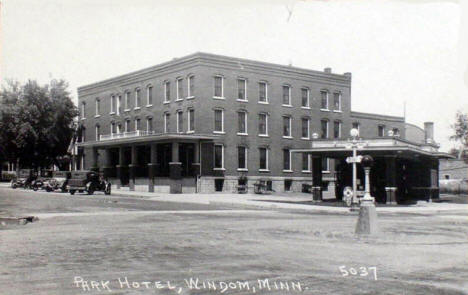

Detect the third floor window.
xmin=282 ymin=85 xmax=291 ymax=105
xmin=237 ymin=79 xmax=247 ymax=101
xmin=259 ymin=81 xmax=267 ymax=103
xmin=214 ymin=76 xmax=223 ymax=98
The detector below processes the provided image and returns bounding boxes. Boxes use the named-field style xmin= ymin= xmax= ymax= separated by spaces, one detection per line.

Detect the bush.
xmin=1 ymin=171 xmax=17 ymax=182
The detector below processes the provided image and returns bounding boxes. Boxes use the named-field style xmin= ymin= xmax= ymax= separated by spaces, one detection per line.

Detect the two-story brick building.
xmin=76 ymin=52 xmax=448 ymax=199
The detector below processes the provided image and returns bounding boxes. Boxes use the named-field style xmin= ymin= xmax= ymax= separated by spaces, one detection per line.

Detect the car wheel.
xmin=70 ymin=190 xmax=75 ymax=195
xmin=45 ymin=187 xmax=52 ymax=192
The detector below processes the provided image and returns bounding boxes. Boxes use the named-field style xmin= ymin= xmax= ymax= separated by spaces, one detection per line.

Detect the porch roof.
xmin=291 ymin=137 xmax=454 ymax=159
xmin=76 ymin=132 xmax=218 ymax=148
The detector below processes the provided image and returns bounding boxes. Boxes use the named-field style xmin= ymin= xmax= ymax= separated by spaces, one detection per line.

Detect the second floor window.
xmin=111 ymin=122 xmax=116 ymax=134
xmin=238 ymin=111 xmax=247 ymax=134
xmin=81 ymin=102 xmax=86 ymax=118
xmin=188 ymin=109 xmax=194 ymax=132
xmin=392 ymin=128 xmax=400 ymax=136
xmin=147 ymin=86 xmax=153 ymax=105
xmin=321 ymin=91 xmax=329 ymax=110
xmin=177 ymin=78 xmax=183 ymax=100
xmin=259 ymin=148 xmax=268 ymax=170
xmin=214 ymin=144 xmax=224 ymax=169
xmin=135 ymin=119 xmax=141 ymax=131
xmin=117 ymin=95 xmax=122 ymax=115
xmin=125 ymin=92 xmax=131 ymax=110
xmin=283 ymin=116 xmax=292 ymax=137
xmin=302 ymin=118 xmax=310 ymax=139
xmin=334 ymin=121 xmax=341 ymax=138
xmin=95 ymin=125 xmax=100 ymax=141
xmin=237 ymin=79 xmax=246 ymax=100
xmin=282 ymin=85 xmax=291 ymax=105
xmin=188 ymin=75 xmax=195 ymax=97
xmin=164 ymin=81 xmax=170 ymax=102
xmin=95 ymin=98 xmax=100 ymax=116
xmin=214 ymin=76 xmax=223 ymax=98
xmin=214 ymin=109 xmax=224 ymax=133
xmin=125 ymin=120 xmax=130 ymax=132
xmin=147 ymin=117 xmax=153 ymax=132
xmin=238 ymin=146 xmax=247 ymax=170
xmin=164 ymin=113 xmax=170 ymax=133
xmin=321 ymin=120 xmax=329 ymax=139
xmin=135 ymin=89 xmax=141 ymax=108
xmin=352 ymin=122 xmax=360 ymax=131
xmin=259 ymin=82 xmax=267 ymax=103
xmin=301 ymin=88 xmax=309 ymax=108
xmin=283 ymin=149 xmax=291 ymax=171
xmin=111 ymin=95 xmax=116 ymax=113
xmin=177 ymin=111 xmax=183 ymax=133
xmin=378 ymin=125 xmax=385 ymax=137
xmin=334 ymin=92 xmax=341 ymax=111
xmin=258 ymin=113 xmax=268 ymax=136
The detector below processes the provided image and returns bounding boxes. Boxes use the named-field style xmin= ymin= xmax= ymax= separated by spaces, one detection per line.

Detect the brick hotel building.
xmin=76 ymin=52 xmax=447 ymax=200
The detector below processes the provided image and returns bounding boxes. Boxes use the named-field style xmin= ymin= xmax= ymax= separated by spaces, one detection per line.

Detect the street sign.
xmin=346 ymin=155 xmax=363 ymax=163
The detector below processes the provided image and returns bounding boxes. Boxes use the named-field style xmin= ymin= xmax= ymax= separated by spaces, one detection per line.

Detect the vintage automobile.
xmin=67 ymin=170 xmax=111 ymax=195
xmin=42 ymin=171 xmax=71 ymax=192
xmin=10 ymin=169 xmax=36 ymax=189
xmin=31 ymin=170 xmax=53 ymax=191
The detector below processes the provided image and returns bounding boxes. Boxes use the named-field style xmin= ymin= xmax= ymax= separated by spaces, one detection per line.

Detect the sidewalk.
xmin=111 ymin=189 xmax=468 ymax=214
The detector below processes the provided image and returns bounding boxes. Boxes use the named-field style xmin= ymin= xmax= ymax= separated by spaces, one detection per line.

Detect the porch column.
xmin=384 ymin=155 xmax=397 ymax=204
xmin=129 ymin=145 xmax=138 ymax=191
xmin=90 ymin=147 xmax=99 ymax=172
xmin=192 ymin=141 xmax=201 ymax=176
xmin=148 ymin=143 xmax=159 ymax=193
xmin=312 ymin=156 xmax=323 ymax=201
xmin=169 ymin=142 xmax=182 ymax=193
xmin=102 ymin=148 xmax=113 ymax=179
xmin=116 ymin=147 xmax=126 ymax=189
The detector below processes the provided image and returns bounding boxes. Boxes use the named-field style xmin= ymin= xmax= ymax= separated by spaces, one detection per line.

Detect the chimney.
xmin=324 ymin=67 xmax=332 ymax=74
xmin=424 ymin=122 xmax=434 ymax=143
xmin=344 ymin=72 xmax=352 ymax=78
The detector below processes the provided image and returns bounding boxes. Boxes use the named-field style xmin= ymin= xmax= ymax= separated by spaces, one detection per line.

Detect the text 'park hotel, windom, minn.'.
xmin=75 ymin=52 xmax=450 ymax=203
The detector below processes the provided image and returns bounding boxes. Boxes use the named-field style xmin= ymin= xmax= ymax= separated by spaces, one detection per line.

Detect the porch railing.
xmin=100 ymin=130 xmax=155 ymax=141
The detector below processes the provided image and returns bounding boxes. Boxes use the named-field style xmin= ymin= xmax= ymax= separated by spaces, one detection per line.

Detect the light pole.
xmin=346 ymin=128 xmax=363 ymax=207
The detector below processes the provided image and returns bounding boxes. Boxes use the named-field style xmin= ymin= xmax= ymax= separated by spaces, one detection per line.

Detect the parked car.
xmin=31 ymin=170 xmax=53 ymax=191
xmin=11 ymin=169 xmax=36 ymax=189
xmin=42 ymin=171 xmax=71 ymax=192
xmin=67 ymin=171 xmax=111 ymax=195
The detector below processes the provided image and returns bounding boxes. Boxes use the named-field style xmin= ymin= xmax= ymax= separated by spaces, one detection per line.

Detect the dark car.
xmin=11 ymin=169 xmax=36 ymax=189
xmin=42 ymin=171 xmax=71 ymax=192
xmin=67 ymin=170 xmax=111 ymax=195
xmin=31 ymin=170 xmax=53 ymax=191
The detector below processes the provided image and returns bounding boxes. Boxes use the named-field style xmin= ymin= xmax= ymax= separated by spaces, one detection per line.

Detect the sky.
xmin=1 ymin=0 xmax=467 ymax=151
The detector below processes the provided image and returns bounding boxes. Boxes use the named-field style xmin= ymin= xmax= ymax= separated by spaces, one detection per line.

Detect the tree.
xmin=0 ymin=79 xmax=78 ymax=170
xmin=449 ymin=111 xmax=468 ymax=161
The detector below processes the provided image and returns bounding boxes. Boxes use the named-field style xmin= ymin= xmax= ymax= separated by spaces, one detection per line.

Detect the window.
xmin=117 ymin=124 xmax=122 ymax=134
xmin=282 ymin=85 xmax=291 ymax=105
xmin=214 ymin=109 xmax=224 ymax=133
xmin=110 ymin=95 xmax=116 ymax=113
xmin=188 ymin=109 xmax=194 ymax=132
xmin=322 ymin=157 xmax=330 ymax=172
xmin=164 ymin=81 xmax=170 ymax=102
xmin=302 ymin=118 xmax=310 ymax=139
xmin=378 ymin=125 xmax=385 ymax=137
xmin=164 ymin=113 xmax=170 ymax=133
xmin=392 ymin=128 xmax=400 ymax=136
xmin=147 ymin=117 xmax=153 ymax=132
xmin=321 ymin=90 xmax=329 ymax=110
xmin=283 ymin=149 xmax=291 ymax=171
xmin=125 ymin=119 xmax=130 ymax=132
xmin=111 ymin=122 xmax=116 ymax=134
xmin=238 ymin=146 xmax=247 ymax=170
xmin=237 ymin=79 xmax=247 ymax=101
xmin=81 ymin=102 xmax=86 ymax=119
xmin=283 ymin=116 xmax=292 ymax=137
xmin=333 ymin=92 xmax=341 ymax=111
xmin=301 ymin=88 xmax=309 ymax=108
xmin=135 ymin=88 xmax=141 ymax=108
xmin=259 ymin=148 xmax=268 ymax=170
xmin=147 ymin=86 xmax=153 ymax=106
xmin=302 ymin=153 xmax=311 ymax=172
xmin=321 ymin=120 xmax=329 ymax=139
xmin=176 ymin=78 xmax=183 ymax=100
xmin=352 ymin=122 xmax=360 ymax=132
xmin=117 ymin=95 xmax=122 ymax=115
xmin=214 ymin=76 xmax=223 ymax=98
xmin=125 ymin=91 xmax=131 ymax=110
xmin=177 ymin=110 xmax=183 ymax=133
xmin=259 ymin=81 xmax=268 ymax=103
xmin=95 ymin=98 xmax=100 ymax=116
xmin=258 ymin=113 xmax=268 ymax=136
xmin=214 ymin=144 xmax=224 ymax=169
xmin=188 ymin=75 xmax=195 ymax=97
xmin=135 ymin=118 xmax=141 ymax=131
xmin=238 ymin=111 xmax=247 ymax=134
xmin=333 ymin=121 xmax=341 ymax=138
xmin=95 ymin=125 xmax=100 ymax=141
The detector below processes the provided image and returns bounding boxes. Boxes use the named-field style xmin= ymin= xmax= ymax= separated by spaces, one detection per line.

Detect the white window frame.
xmin=146 ymin=117 xmax=153 ymax=133
xmin=213 ymin=75 xmax=224 ymax=99
xmin=124 ymin=91 xmax=131 ymax=111
xmin=258 ymin=113 xmax=269 ymax=137
xmin=95 ymin=125 xmax=100 ymax=141
xmin=111 ymin=122 xmax=115 ymax=134
xmin=258 ymin=81 xmax=268 ymax=104
xmin=110 ymin=95 xmax=115 ymax=114
xmin=282 ymin=85 xmax=292 ymax=107
xmin=322 ymin=157 xmax=330 ymax=173
xmin=283 ymin=149 xmax=293 ymax=172
xmin=164 ymin=81 xmax=170 ymax=103
xmin=237 ymin=111 xmax=248 ymax=135
xmin=117 ymin=123 xmax=122 ymax=134
xmin=302 ymin=153 xmax=312 ymax=173
xmin=378 ymin=125 xmax=385 ymax=137
xmin=164 ymin=113 xmax=170 ymax=133
xmin=320 ymin=90 xmax=329 ymax=111
xmin=333 ymin=92 xmax=342 ymax=112
xmin=187 ymin=75 xmax=195 ymax=98
xmin=333 ymin=121 xmax=342 ymax=139
xmin=301 ymin=118 xmax=310 ymax=139
xmin=135 ymin=119 xmax=140 ymax=131
xmin=176 ymin=110 xmax=183 ymax=133
xmin=146 ymin=85 xmax=153 ymax=106
xmin=213 ymin=144 xmax=225 ymax=170
xmin=176 ymin=78 xmax=184 ymax=101
xmin=213 ymin=109 xmax=225 ymax=134
xmin=301 ymin=88 xmax=310 ymax=109
xmin=95 ymin=98 xmax=100 ymax=117
xmin=117 ymin=95 xmax=122 ymax=115
xmin=283 ymin=116 xmax=292 ymax=138
xmin=125 ymin=119 xmax=130 ymax=132
xmin=321 ymin=120 xmax=329 ymax=139
xmin=259 ymin=147 xmax=269 ymax=171
xmin=134 ymin=88 xmax=141 ymax=110
xmin=237 ymin=146 xmax=248 ymax=171
xmin=237 ymin=78 xmax=247 ymax=102
xmin=187 ymin=109 xmax=194 ymax=133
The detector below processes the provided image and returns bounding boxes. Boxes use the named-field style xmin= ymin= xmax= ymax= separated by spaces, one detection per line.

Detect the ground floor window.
xmin=215 ymin=179 xmax=224 ymax=192
xmin=302 ymin=153 xmax=311 ymax=172
xmin=284 ymin=179 xmax=292 ymax=191
xmin=322 ymin=157 xmax=330 ymax=172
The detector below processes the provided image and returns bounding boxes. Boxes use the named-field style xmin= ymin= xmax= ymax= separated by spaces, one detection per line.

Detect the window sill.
xmin=175 ymin=98 xmax=183 ymax=102
xmin=213 ymin=168 xmax=226 ymax=171
xmin=81 ymin=118 xmax=86 ymax=120
xmin=301 ymin=137 xmax=310 ymax=140
xmin=146 ymin=104 xmax=153 ymax=108
xmin=213 ymin=131 xmax=225 ymax=134
xmin=186 ymin=96 xmax=195 ymax=100
xmin=133 ymin=107 xmax=141 ymax=111
xmin=258 ymin=101 xmax=269 ymax=104
xmin=94 ymin=115 xmax=101 ymax=118
xmin=259 ymin=169 xmax=270 ymax=172
xmin=109 ymin=112 xmax=116 ymax=115
xmin=258 ymin=134 xmax=269 ymax=137
xmin=282 ymin=104 xmax=293 ymax=108
xmin=283 ymin=136 xmax=293 ymax=139
xmin=283 ymin=170 xmax=293 ymax=173
xmin=320 ymin=109 xmax=330 ymax=112
xmin=322 ymin=170 xmax=331 ymax=174
xmin=302 ymin=170 xmax=312 ymax=173
xmin=236 ymin=99 xmax=248 ymax=103
xmin=163 ymin=101 xmax=170 ymax=105
xmin=237 ymin=133 xmax=248 ymax=136
xmin=213 ymin=96 xmax=225 ymax=100
xmin=333 ymin=110 xmax=342 ymax=113
xmin=301 ymin=106 xmax=311 ymax=110
xmin=237 ymin=168 xmax=248 ymax=172
xmin=186 ymin=130 xmax=195 ymax=134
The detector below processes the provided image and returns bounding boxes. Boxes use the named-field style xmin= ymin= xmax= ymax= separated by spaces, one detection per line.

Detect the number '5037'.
xmin=339 ymin=266 xmax=377 ymax=280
